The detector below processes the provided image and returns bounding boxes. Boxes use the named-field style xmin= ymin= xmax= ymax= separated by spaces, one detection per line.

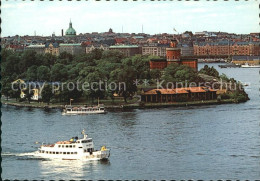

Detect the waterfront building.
xmin=24 ymin=44 xmax=45 ymax=54
xmin=65 ymin=20 xmax=76 ymax=37
xmin=193 ymin=41 xmax=260 ymax=56
xmin=231 ymin=56 xmax=260 ymax=65
xmin=109 ymin=45 xmax=141 ymax=57
xmin=59 ymin=43 xmax=85 ymax=55
xmin=141 ymin=87 xmax=217 ymax=103
xmin=45 ymin=42 xmax=59 ymax=56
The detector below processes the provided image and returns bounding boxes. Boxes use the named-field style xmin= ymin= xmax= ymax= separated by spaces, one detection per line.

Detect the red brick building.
xmin=150 ymin=40 xmax=198 ymax=70
xmin=193 ymin=41 xmax=260 ymax=56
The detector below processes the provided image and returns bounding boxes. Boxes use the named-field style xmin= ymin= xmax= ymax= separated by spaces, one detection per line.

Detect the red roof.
xmin=142 ymin=87 xmax=216 ymax=95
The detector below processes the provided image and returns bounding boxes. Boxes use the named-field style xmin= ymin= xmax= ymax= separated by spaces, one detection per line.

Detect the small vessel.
xmin=241 ymin=63 xmax=260 ymax=68
xmin=37 ymin=130 xmax=110 ymax=160
xmin=218 ymin=63 xmax=241 ymax=68
xmin=62 ymin=105 xmax=106 ymax=115
xmin=62 ymin=98 xmax=106 ymax=115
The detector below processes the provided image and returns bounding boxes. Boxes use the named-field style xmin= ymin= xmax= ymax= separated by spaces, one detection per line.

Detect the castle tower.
xmin=166 ymin=39 xmax=181 ymax=62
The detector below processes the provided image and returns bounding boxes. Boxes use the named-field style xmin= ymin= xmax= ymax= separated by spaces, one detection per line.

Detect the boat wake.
xmin=1 ymin=151 xmax=46 ymax=160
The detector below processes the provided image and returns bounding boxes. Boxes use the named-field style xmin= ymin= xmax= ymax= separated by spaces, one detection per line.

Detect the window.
xmin=62 ymin=145 xmax=64 ymax=148
xmin=67 ymin=152 xmax=70 ymax=154
xmin=63 ymin=152 xmax=66 ymax=154
xmin=74 ymin=152 xmax=77 ymax=154
xmin=66 ymin=145 xmax=68 ymax=148
xmin=56 ymin=152 xmax=59 ymax=154
xmin=73 ymin=145 xmax=76 ymax=148
xmin=58 ymin=145 xmax=61 ymax=148
xmin=70 ymin=145 xmax=72 ymax=148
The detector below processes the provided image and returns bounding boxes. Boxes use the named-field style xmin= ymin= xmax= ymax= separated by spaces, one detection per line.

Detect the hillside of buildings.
xmin=1 ymin=47 xmax=249 ymax=107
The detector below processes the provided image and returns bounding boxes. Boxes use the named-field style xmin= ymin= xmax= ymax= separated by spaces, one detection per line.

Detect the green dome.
xmin=66 ymin=21 xmax=76 ymax=37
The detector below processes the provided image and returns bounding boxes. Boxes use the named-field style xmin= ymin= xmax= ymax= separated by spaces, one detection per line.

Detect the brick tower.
xmin=166 ymin=39 xmax=181 ymax=65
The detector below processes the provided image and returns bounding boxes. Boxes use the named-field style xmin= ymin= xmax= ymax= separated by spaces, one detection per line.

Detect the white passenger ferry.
xmin=62 ymin=105 xmax=106 ymax=115
xmin=37 ymin=130 xmax=110 ymax=160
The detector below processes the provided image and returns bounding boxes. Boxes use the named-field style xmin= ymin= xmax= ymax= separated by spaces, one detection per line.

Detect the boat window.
xmin=59 ymin=152 xmax=62 ymax=154
xmin=63 ymin=152 xmax=66 ymax=154
xmin=73 ymin=145 xmax=76 ymax=148
xmin=42 ymin=151 xmax=45 ymax=153
xmin=58 ymin=145 xmax=61 ymax=148
xmin=53 ymin=152 xmax=55 ymax=154
xmin=67 ymin=152 xmax=70 ymax=154
xmin=84 ymin=149 xmax=87 ymax=152
xmin=69 ymin=145 xmax=72 ymax=148
xmin=74 ymin=152 xmax=77 ymax=154
xmin=46 ymin=151 xmax=49 ymax=154
xmin=82 ymin=139 xmax=92 ymax=143
xmin=78 ymin=147 xmax=83 ymax=148
xmin=66 ymin=145 xmax=68 ymax=148
xmin=56 ymin=152 xmax=59 ymax=154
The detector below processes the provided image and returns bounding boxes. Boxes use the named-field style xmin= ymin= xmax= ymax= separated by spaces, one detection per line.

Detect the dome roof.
xmin=65 ymin=21 xmax=76 ymax=36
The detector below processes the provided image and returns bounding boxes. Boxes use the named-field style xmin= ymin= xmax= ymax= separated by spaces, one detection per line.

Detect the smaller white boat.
xmin=37 ymin=130 xmax=110 ymax=160
xmin=241 ymin=63 xmax=260 ymax=68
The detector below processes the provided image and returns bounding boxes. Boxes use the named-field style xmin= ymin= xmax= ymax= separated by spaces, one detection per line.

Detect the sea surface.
xmin=1 ymin=63 xmax=260 ymax=180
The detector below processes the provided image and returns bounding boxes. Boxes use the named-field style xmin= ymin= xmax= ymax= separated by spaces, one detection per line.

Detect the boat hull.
xmin=62 ymin=110 xmax=106 ymax=115
xmin=36 ymin=149 xmax=110 ymax=160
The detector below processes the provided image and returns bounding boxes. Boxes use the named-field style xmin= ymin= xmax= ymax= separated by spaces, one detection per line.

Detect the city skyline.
xmin=2 ymin=1 xmax=259 ymax=37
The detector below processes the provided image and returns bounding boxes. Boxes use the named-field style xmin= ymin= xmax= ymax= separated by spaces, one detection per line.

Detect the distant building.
xmin=85 ymin=44 xmax=109 ymax=54
xmin=65 ymin=20 xmax=76 ymax=37
xmin=142 ymin=44 xmax=169 ymax=57
xmin=5 ymin=44 xmax=24 ymax=52
xmin=193 ymin=41 xmax=260 ymax=56
xmin=24 ymin=44 xmax=45 ymax=54
xmin=231 ymin=56 xmax=260 ymax=65
xmin=109 ymin=45 xmax=141 ymax=57
xmin=45 ymin=42 xmax=59 ymax=56
xmin=59 ymin=43 xmax=85 ymax=55
xmin=180 ymin=44 xmax=194 ymax=56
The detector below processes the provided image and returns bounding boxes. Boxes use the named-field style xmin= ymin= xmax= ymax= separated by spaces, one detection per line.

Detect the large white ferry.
xmin=37 ymin=130 xmax=110 ymax=160
xmin=62 ymin=105 xmax=106 ymax=115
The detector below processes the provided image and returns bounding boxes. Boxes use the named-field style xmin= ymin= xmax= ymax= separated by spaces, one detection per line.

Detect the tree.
xmin=199 ymin=65 xmax=219 ymax=78
xmin=50 ymin=63 xmax=68 ymax=81
xmin=20 ymin=50 xmax=38 ymax=72
xmin=26 ymin=65 xmax=38 ymax=81
xmin=24 ymin=88 xmax=34 ymax=104
xmin=41 ymin=84 xmax=53 ymax=105
xmin=37 ymin=65 xmax=50 ymax=81
xmin=111 ymin=66 xmax=137 ymax=103
xmin=1 ymin=79 xmax=12 ymax=101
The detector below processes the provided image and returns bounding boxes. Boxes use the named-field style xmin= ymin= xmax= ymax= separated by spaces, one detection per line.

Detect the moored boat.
xmin=241 ymin=63 xmax=260 ymax=68
xmin=37 ymin=130 xmax=110 ymax=160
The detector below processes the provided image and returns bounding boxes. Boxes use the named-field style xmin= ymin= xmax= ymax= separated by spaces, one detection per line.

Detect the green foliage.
xmin=163 ymin=63 xmax=202 ymax=87
xmin=199 ymin=65 xmax=219 ymax=78
xmin=41 ymin=84 xmax=53 ymax=105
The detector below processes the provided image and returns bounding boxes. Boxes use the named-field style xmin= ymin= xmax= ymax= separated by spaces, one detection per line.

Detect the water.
xmin=2 ymin=63 xmax=260 ymax=179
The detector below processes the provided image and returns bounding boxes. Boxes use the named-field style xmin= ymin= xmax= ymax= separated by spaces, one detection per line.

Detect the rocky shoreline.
xmin=2 ymin=99 xmax=240 ymax=111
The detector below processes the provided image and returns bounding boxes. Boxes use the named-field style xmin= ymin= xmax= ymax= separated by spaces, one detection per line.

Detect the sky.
xmin=1 ymin=0 xmax=259 ymax=37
